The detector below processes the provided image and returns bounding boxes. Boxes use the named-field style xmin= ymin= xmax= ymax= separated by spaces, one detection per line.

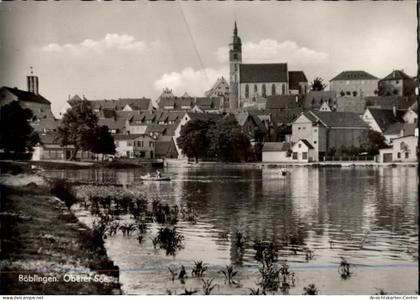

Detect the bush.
xmin=50 ymin=179 xmax=78 ymax=208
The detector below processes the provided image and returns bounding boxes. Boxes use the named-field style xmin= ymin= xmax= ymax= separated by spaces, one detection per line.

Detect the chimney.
xmin=27 ymin=66 xmax=39 ymax=94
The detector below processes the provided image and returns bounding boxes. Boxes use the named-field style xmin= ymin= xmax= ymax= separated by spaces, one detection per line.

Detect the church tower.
xmin=229 ymin=21 xmax=242 ymax=110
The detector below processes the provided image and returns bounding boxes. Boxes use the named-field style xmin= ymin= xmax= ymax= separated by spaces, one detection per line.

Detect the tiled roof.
xmin=288 ymin=71 xmax=308 ymax=90
xmin=39 ymin=132 xmax=59 ymax=144
xmin=2 ymin=87 xmax=51 ymax=105
xmin=31 ymin=118 xmax=59 ymax=132
xmin=384 ymin=123 xmax=416 ymax=136
xmin=304 ymin=91 xmax=336 ymax=109
xmin=310 ymin=111 xmax=369 ymax=128
xmin=382 ymin=70 xmax=413 ymax=81
xmin=187 ymin=112 xmax=223 ymax=122
xmin=266 ymin=95 xmax=303 ymax=110
xmin=118 ymin=98 xmax=151 ymax=110
xmin=155 ymin=136 xmax=178 ymax=157
xmin=263 ymin=142 xmax=291 ymax=152
xmin=299 ymin=139 xmax=314 ymax=149
xmin=240 ymin=63 xmax=288 ymax=83
xmin=112 ymin=133 xmax=151 ymax=141
xmin=367 ymin=108 xmax=405 ymax=132
xmin=330 ymin=70 xmax=378 ymax=81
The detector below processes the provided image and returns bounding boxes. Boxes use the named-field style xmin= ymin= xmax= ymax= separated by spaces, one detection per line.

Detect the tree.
xmin=90 ymin=126 xmax=116 ymax=159
xmin=177 ymin=115 xmax=252 ymax=162
xmin=310 ymin=77 xmax=327 ymax=91
xmin=0 ymin=101 xmax=39 ymax=153
xmin=177 ymin=119 xmax=213 ymax=162
xmin=359 ymin=130 xmax=389 ymax=155
xmin=57 ymin=100 xmax=98 ymax=160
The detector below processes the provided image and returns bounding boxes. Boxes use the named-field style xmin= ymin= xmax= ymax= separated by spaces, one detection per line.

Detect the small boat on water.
xmin=140 ymin=174 xmax=171 ymax=181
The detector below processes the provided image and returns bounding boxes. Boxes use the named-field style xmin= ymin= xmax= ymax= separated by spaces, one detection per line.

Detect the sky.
xmin=0 ymin=1 xmax=417 ymax=116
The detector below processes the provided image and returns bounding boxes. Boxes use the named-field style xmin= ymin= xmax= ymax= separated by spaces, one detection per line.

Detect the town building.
xmin=228 ymin=22 xmax=308 ymax=109
xmin=291 ymin=111 xmax=369 ymax=161
xmin=234 ymin=112 xmax=268 ymax=143
xmin=113 ymin=133 xmax=156 ymax=158
xmin=205 ymin=77 xmax=229 ymax=98
xmin=377 ymin=128 xmax=418 ymax=163
xmin=262 ymin=142 xmax=291 ymax=162
xmin=329 ymin=70 xmax=379 ymax=97
xmin=362 ymin=107 xmax=406 ymax=143
xmin=378 ymin=70 xmax=416 ymax=97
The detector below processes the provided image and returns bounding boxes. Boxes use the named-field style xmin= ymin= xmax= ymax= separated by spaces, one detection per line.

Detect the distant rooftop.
xmin=330 ymin=71 xmax=378 ymax=81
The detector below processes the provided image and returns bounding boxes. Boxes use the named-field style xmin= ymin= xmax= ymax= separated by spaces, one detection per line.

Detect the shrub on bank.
xmin=50 ymin=179 xmax=78 ymax=209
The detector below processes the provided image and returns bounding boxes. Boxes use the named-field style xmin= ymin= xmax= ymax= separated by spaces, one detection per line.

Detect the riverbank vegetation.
xmin=0 ymin=181 xmax=120 ymax=294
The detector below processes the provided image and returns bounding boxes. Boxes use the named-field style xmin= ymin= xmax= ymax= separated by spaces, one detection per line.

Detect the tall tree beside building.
xmin=177 ymin=116 xmax=251 ymax=162
xmin=90 ymin=126 xmax=116 ymax=159
xmin=359 ymin=130 xmax=389 ymax=155
xmin=210 ymin=116 xmax=251 ymax=162
xmin=57 ymin=100 xmax=98 ymax=160
xmin=310 ymin=77 xmax=327 ymax=91
xmin=177 ymin=119 xmax=213 ymax=162
xmin=0 ymin=101 xmax=39 ymax=154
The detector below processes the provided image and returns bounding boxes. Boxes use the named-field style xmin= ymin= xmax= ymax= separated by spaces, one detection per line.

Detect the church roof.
xmin=239 ymin=63 xmax=288 ymax=83
xmin=1 ymin=87 xmax=51 ymax=105
xmin=288 ymin=71 xmax=308 ymax=90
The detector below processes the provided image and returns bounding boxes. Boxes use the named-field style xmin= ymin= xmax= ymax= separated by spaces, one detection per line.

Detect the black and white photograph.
xmin=0 ymin=1 xmax=418 ymax=297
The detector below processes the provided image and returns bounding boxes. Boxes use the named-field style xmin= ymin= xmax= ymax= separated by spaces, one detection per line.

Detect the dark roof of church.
xmin=330 ymin=70 xmax=378 ymax=81
xmin=288 ymin=71 xmax=308 ymax=90
xmin=2 ymin=87 xmax=51 ymax=105
xmin=240 ymin=63 xmax=288 ymax=83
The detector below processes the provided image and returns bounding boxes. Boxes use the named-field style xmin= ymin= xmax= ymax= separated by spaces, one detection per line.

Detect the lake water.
xmin=45 ymin=165 xmax=418 ymax=294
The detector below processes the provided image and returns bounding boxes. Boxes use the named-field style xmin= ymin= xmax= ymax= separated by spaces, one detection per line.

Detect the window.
xmin=405 ymin=152 xmax=409 ymax=159
xmin=262 ymin=84 xmax=266 ymax=97
xmin=282 ymin=84 xmax=285 ymax=95
xmin=298 ymin=143 xmax=301 ymax=148
xmin=302 ymin=152 xmax=308 ymax=160
xmin=245 ymin=84 xmax=249 ymax=98
xmin=271 ymin=84 xmax=276 ymax=95
xmin=149 ymin=141 xmax=154 ymax=148
xmin=397 ymin=152 xmax=401 ymax=159
xmin=314 ymin=141 xmax=317 ymax=144
xmin=233 ymin=53 xmax=238 ymax=60
xmin=292 ymin=152 xmax=298 ymax=159
xmin=313 ymin=128 xmax=317 ymax=132
xmin=254 ymin=84 xmax=258 ymax=93
xmin=298 ymin=127 xmax=301 ymax=130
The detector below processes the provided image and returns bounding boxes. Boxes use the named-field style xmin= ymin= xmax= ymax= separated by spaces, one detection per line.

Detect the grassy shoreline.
xmin=0 ymin=176 xmax=121 ymax=295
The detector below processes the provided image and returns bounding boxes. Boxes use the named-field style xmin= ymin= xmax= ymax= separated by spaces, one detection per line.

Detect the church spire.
xmin=234 ymin=21 xmax=238 ymax=36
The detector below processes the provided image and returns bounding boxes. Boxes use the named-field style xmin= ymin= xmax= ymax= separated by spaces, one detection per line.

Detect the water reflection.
xmin=45 ymin=165 xmax=418 ymax=266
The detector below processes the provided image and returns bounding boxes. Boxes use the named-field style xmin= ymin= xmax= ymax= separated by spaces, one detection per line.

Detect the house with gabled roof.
xmin=291 ymin=111 xmax=369 ymax=161
xmin=113 ymin=133 xmax=156 ymax=158
xmin=378 ymin=127 xmax=418 ymax=163
xmin=378 ymin=70 xmax=416 ymax=97
xmin=330 ymin=70 xmax=378 ymax=97
xmin=362 ymin=107 xmax=406 ymax=143
xmin=234 ymin=112 xmax=267 ymax=143
xmin=205 ymin=77 xmax=229 ymax=99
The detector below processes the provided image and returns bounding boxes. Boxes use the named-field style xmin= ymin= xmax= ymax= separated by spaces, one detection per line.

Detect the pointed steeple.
xmin=234 ymin=21 xmax=238 ymax=36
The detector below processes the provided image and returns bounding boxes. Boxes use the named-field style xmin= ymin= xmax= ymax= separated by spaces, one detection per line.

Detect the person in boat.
xmin=156 ymin=169 xmax=161 ymax=178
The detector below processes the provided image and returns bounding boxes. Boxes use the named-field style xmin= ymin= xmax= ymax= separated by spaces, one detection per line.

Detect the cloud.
xmin=41 ymin=33 xmax=161 ymax=55
xmin=216 ymin=39 xmax=329 ymax=66
xmin=154 ymin=67 xmax=228 ymax=96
